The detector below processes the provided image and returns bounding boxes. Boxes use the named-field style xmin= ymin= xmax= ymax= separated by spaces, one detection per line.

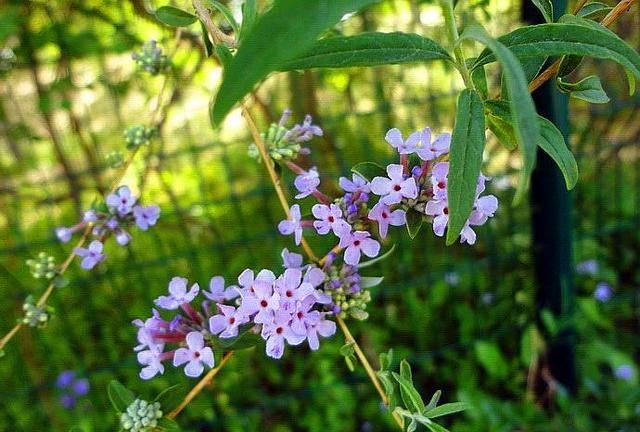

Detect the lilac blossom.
xmin=106 ymin=185 xmax=137 ymax=215
xmin=281 ymin=248 xmax=303 ymax=269
xmin=73 ymin=240 xmax=105 ymax=270
xmin=415 ymin=128 xmax=451 ymax=161
xmin=371 ymin=164 xmax=418 ymax=205
xmin=261 ymin=310 xmax=305 ymax=359
xmin=284 ymin=114 xmax=323 ymax=143
xmin=83 ymin=210 xmax=98 ymax=223
xmin=304 ymin=315 xmax=336 ymax=350
xmin=339 ymin=173 xmax=370 ymax=194
xmin=594 ymin=282 xmax=613 ymax=302
xmin=312 ymin=203 xmax=350 ymax=236
xmin=173 ymin=331 xmax=214 ymax=378
xmin=431 ymin=162 xmax=449 ymax=201
xmin=278 ymin=204 xmax=304 ymax=245
xmin=72 ymin=379 xmax=90 ymax=396
xmin=209 ymin=304 xmax=249 ymax=338
xmin=294 ymin=167 xmax=320 ymax=199
xmin=339 ymin=231 xmax=381 ymax=265
xmin=56 ymin=227 xmax=73 ymax=243
xmin=368 ymin=202 xmax=406 ymax=239
xmin=274 ymin=268 xmax=316 ymax=311
xmin=385 ymin=128 xmax=420 ymax=154
xmin=203 ymin=276 xmax=239 ymax=303
xmin=615 ymin=364 xmax=634 ymax=381
xmin=425 ymin=200 xmax=449 ymax=238
xmin=238 ymin=279 xmax=280 ymax=324
xmin=237 ymin=268 xmax=276 ymax=291
xmin=115 ymin=230 xmax=131 ymax=246
xmin=134 ymin=204 xmax=160 ymax=230
xmin=155 ymin=277 xmax=200 ymax=310
xmin=137 ymin=346 xmax=166 ymax=380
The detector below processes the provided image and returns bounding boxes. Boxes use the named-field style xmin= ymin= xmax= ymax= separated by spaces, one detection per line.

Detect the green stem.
xmin=441 ymin=0 xmax=473 ymax=89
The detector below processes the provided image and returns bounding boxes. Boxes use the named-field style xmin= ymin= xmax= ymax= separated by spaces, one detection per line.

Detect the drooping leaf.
xmin=155 ymin=6 xmax=198 ymax=27
xmin=557 ymin=75 xmax=610 ymax=104
xmin=462 ymin=25 xmax=539 ymax=205
xmin=279 ymin=32 xmax=452 ymax=70
xmin=392 ymin=372 xmax=425 ymax=413
xmin=530 ymin=0 xmax=553 ymax=23
xmin=211 ymin=0 xmax=378 ymax=124
xmin=351 ymin=161 xmax=387 ymax=181
xmin=446 ymin=89 xmax=486 ymax=245
xmin=576 ymin=2 xmax=612 ymax=20
xmin=108 ymin=380 xmax=135 ymax=412
xmin=487 ymin=111 xmax=518 ymax=150
xmin=424 ymin=402 xmax=470 ymax=419
xmin=536 ymin=115 xmax=579 ymax=189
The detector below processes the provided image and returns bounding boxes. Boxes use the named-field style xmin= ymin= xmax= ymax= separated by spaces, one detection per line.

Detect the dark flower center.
xmin=328 ymin=216 xmax=335 ymax=222
xmin=260 ymin=299 xmax=268 ymax=307
xmin=229 ymin=317 xmax=236 ymax=324
xmin=353 ymin=240 xmax=361 ymax=246
xmin=393 ymin=184 xmax=401 ymax=191
xmin=443 ymin=207 xmax=449 ymax=215
xmin=276 ymin=327 xmax=283 ymax=334
xmin=437 ymin=181 xmax=446 ymax=189
xmin=286 ymin=290 xmax=293 ymax=297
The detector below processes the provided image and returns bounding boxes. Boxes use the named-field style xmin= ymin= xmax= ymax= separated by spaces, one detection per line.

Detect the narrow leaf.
xmin=360 ymin=276 xmax=384 ymax=288
xmin=400 ymin=359 xmax=413 ymax=383
xmin=446 ymin=88 xmax=486 ymax=245
xmin=424 ymin=402 xmax=470 ymax=419
xmin=108 ymin=380 xmax=135 ymax=412
xmin=155 ymin=6 xmax=198 ymax=27
xmin=536 ymin=115 xmax=579 ymax=189
xmin=212 ymin=0 xmax=378 ymax=124
xmin=425 ymin=390 xmax=442 ymax=411
xmin=201 ymin=22 xmax=214 ymax=57
xmin=577 ymin=2 xmax=612 ymax=20
xmin=557 ymin=75 xmax=610 ymax=104
xmin=351 ymin=161 xmax=387 ymax=181
xmin=405 ymin=208 xmax=423 ymax=239
xmin=392 ymin=372 xmax=426 ymax=413
xmin=358 ymin=244 xmax=396 ymax=269
xmin=530 ymin=0 xmax=553 ymax=23
xmin=240 ymin=0 xmax=257 ymax=42
xmin=462 ymin=25 xmax=539 ymax=205
xmin=279 ymin=32 xmax=452 ymax=70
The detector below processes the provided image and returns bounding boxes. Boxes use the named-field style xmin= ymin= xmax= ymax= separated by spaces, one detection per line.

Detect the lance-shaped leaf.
xmin=211 ymin=0 xmax=378 ymax=124
xmin=531 ymin=0 xmax=553 ymax=23
xmin=392 ymin=372 xmax=426 ymax=413
xmin=279 ymin=32 xmax=452 ymax=70
xmin=446 ymin=89 xmax=486 ymax=245
xmin=155 ymin=6 xmax=198 ymax=27
xmin=473 ymin=17 xmax=640 ymax=84
xmin=557 ymin=75 xmax=610 ymax=104
xmin=424 ymin=402 xmax=470 ymax=419
xmin=108 ymin=380 xmax=135 ymax=412
xmin=461 ymin=25 xmax=539 ymax=205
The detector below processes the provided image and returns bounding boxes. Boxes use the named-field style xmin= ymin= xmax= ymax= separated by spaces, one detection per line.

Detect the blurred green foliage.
xmin=0 ymin=0 xmax=639 ymax=431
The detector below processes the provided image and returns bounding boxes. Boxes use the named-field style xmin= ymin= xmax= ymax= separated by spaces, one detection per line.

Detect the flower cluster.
xmin=56 ymin=370 xmax=90 ymax=409
xmin=26 ymin=252 xmax=58 ymax=280
xmin=105 ymin=150 xmax=125 ymax=168
xmin=119 ymin=399 xmax=163 ymax=432
xmin=248 ymin=110 xmax=323 ymax=161
xmin=131 ymin=40 xmax=170 ymax=75
xmin=124 ymin=125 xmax=156 ymax=149
xmin=133 ymin=257 xmax=337 ymax=379
xmin=21 ymin=296 xmax=53 ymax=328
xmin=56 ymin=185 xmax=160 ymax=270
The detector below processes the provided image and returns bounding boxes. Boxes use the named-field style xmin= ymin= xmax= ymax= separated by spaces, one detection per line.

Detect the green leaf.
xmin=520 ymin=324 xmax=546 ymax=366
xmin=424 ymin=402 xmax=469 ymax=419
xmin=213 ymin=326 xmax=262 ymax=350
xmin=53 ymin=275 xmax=69 ymax=288
xmin=344 ymin=355 xmax=356 ymax=372
xmin=473 ymin=18 xmax=640 ymax=84
xmin=530 ymin=0 xmax=553 ymax=23
xmin=201 ymin=22 xmax=214 ymax=57
xmin=108 ymin=380 xmax=135 ymax=412
xmin=405 ymin=208 xmax=424 ymax=240
xmin=202 ymin=0 xmax=239 ymax=34
xmin=537 ymin=115 xmax=579 ymax=189
xmin=240 ymin=0 xmax=258 ymax=42
xmin=360 ymin=276 xmax=384 ymax=288
xmin=446 ymin=89 xmax=486 ymax=245
xmin=279 ymin=32 xmax=452 ymax=70
xmin=339 ymin=342 xmax=355 ymax=357
xmin=155 ymin=6 xmax=198 ymax=27
xmin=474 ymin=341 xmax=508 ymax=379
xmin=351 ymin=161 xmax=387 ymax=181
xmin=211 ymin=0 xmax=378 ymax=124
xmin=358 ymin=244 xmax=396 ymax=269
xmin=462 ymin=24 xmax=539 ymax=205
xmin=577 ymin=2 xmax=612 ymax=20
xmin=157 ymin=417 xmax=182 ymax=431
xmin=487 ymin=111 xmax=517 ymax=150
xmin=469 ymin=63 xmax=488 ymax=100
xmin=215 ymin=44 xmax=233 ymax=67
xmin=400 ymin=359 xmax=413 ymax=383
xmin=557 ymin=55 xmax=582 ymax=78
xmin=541 ymin=308 xmax=558 ymax=335
xmin=425 ymin=422 xmax=450 ymax=432
xmin=557 ymin=75 xmax=610 ymax=104
xmin=392 ymin=372 xmax=425 ymax=413
xmin=425 ymin=390 xmax=442 ymax=411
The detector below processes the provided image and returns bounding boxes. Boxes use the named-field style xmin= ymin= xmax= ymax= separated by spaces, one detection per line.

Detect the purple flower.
xmin=59 ymin=394 xmax=76 ymax=409
xmin=294 ymin=167 xmax=320 ymax=199
xmin=73 ymin=240 xmax=105 ymax=270
xmin=425 ymin=200 xmax=449 ymax=237
xmin=415 ymin=128 xmax=451 ymax=161
xmin=368 ymin=202 xmax=406 ymax=239
xmin=615 ymin=364 xmax=634 ymax=381
xmin=173 ymin=331 xmax=215 ymax=377
xmin=209 ymin=304 xmax=249 ymax=338
xmin=312 ymin=204 xmax=350 ymax=236
xmin=339 ymin=231 xmax=380 ymax=265
xmin=339 ymin=173 xmax=370 ymax=194
xmin=115 ymin=230 xmax=131 ymax=246
xmin=459 ymin=223 xmax=477 ymax=245
xmin=83 ymin=210 xmax=98 ymax=223
xmin=137 ymin=346 xmax=166 ymax=380
xmin=237 ymin=268 xmax=276 ymax=291
xmin=134 ymin=204 xmax=160 ymax=230
xmin=72 ymin=378 xmax=90 ymax=396
xmin=238 ymin=279 xmax=280 ymax=324
xmin=594 ymin=282 xmax=613 ymax=302
xmin=274 ymin=268 xmax=317 ymax=311
xmin=56 ymin=370 xmax=76 ymax=389
xmin=384 ymin=128 xmax=420 ymax=154
xmin=576 ymin=259 xmax=599 ymax=276
xmin=304 ymin=315 xmax=336 ymax=350
xmin=284 ymin=114 xmax=323 ymax=143
xmin=56 ymin=227 xmax=73 ymax=243
xmin=154 ymin=277 xmax=200 ymax=310
xmin=371 ymin=164 xmax=418 ymax=205
xmin=278 ymin=204 xmax=304 ymax=245
xmin=468 ymin=195 xmax=499 ymax=226
xmin=106 ymin=185 xmax=137 ymax=215
xmin=203 ymin=276 xmax=239 ymax=303
xmin=431 ymin=162 xmax=449 ymax=201
xmin=281 ymin=248 xmax=303 ymax=269
xmin=261 ymin=310 xmax=305 ymax=359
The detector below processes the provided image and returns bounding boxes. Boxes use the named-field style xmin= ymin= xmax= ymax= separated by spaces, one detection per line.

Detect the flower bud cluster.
xmin=104 ymin=150 xmax=124 ymax=168
xmin=248 ymin=111 xmax=321 ymax=162
xmin=119 ymin=399 xmax=163 ymax=432
xmin=124 ymin=125 xmax=156 ymax=149
xmin=56 ymin=186 xmax=160 ymax=270
xmin=26 ymin=252 xmax=58 ymax=280
xmin=324 ymin=264 xmax=371 ymax=321
xmin=131 ymin=40 xmax=170 ymax=75
xmin=21 ymin=296 xmax=53 ymax=328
